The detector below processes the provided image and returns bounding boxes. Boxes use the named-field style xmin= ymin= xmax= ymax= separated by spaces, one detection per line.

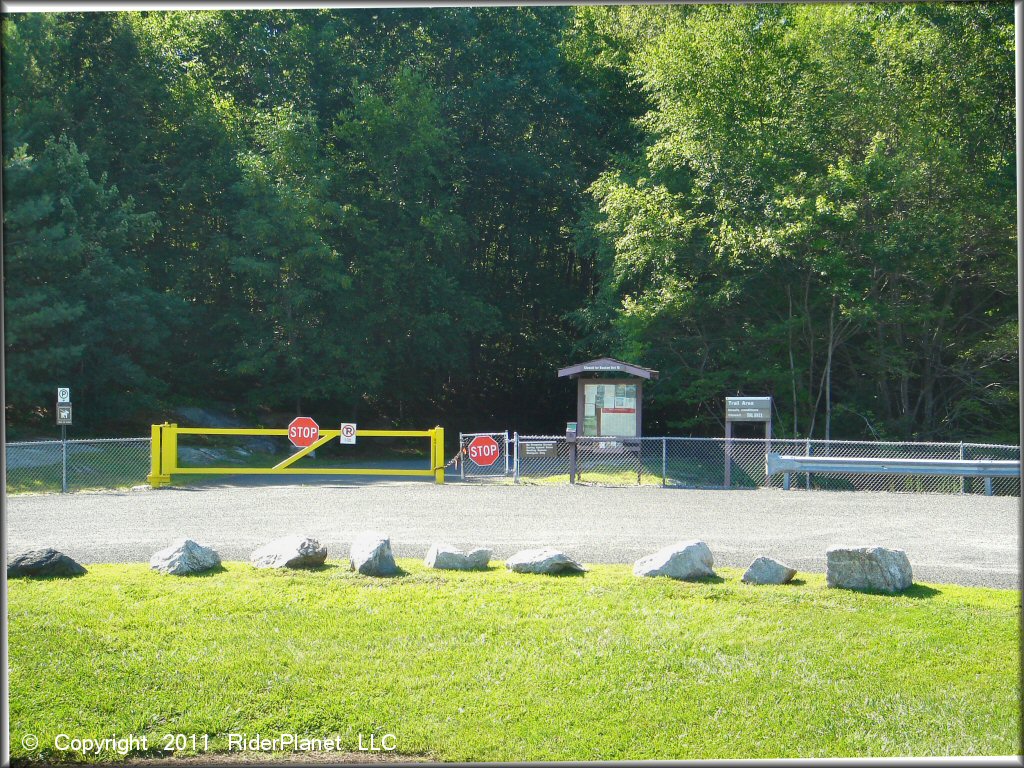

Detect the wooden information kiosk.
xmin=557 ymin=357 xmax=659 ymax=439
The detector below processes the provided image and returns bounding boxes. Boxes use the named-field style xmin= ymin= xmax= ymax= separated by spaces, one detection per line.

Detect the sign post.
xmin=56 ymin=388 xmax=72 ymax=493
xmin=566 ymin=421 xmax=579 ymax=484
xmin=724 ymin=396 xmax=773 ymax=488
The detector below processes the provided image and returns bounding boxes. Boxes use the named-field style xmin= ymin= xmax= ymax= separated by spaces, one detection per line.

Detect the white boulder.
xmin=250 ymin=535 xmax=327 ymax=569
xmin=633 ymin=541 xmax=715 ymax=580
xmin=350 ymin=533 xmax=399 ymax=576
xmin=505 ymin=547 xmax=586 ymax=574
xmin=150 ymin=538 xmax=221 ymax=575
xmin=425 ymin=543 xmax=491 ymax=571
xmin=741 ymin=556 xmax=796 ymax=585
xmin=826 ymin=546 xmax=913 ymax=593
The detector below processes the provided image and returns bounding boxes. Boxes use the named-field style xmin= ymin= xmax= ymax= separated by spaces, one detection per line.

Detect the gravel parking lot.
xmin=5 ymin=479 xmax=1019 ymax=588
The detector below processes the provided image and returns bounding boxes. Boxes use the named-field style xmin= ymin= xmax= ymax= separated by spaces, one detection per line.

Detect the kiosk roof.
xmin=557 ymin=357 xmax=659 ymax=380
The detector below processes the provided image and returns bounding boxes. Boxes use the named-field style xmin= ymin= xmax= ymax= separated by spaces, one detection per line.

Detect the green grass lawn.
xmin=8 ymin=561 xmax=1019 ymax=763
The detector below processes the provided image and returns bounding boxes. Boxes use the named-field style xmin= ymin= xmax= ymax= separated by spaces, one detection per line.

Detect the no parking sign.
xmin=339 ymin=423 xmax=357 ymax=444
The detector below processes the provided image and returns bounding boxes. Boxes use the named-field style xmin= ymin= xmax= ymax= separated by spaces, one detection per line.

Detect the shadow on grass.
xmin=304 ymin=562 xmax=343 ymax=572
xmin=352 ymin=565 xmax=410 ymax=579
xmin=832 ymin=583 xmax=942 ymax=599
xmin=7 ymin=570 xmax=88 ymax=581
xmin=537 ymin=568 xmax=588 ymax=578
xmin=169 ymin=564 xmax=229 ymax=577
xmin=246 ymin=562 xmax=344 ymax=574
xmin=740 ymin=577 xmax=806 ymax=587
xmin=900 ymin=583 xmax=942 ymax=599
xmin=427 ymin=565 xmax=501 ymax=573
xmin=686 ymin=574 xmax=727 ymax=585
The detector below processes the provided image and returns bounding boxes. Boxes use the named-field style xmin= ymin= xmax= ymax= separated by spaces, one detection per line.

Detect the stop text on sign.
xmin=467 ymin=435 xmax=501 ymax=467
xmin=288 ymin=417 xmax=320 ymax=447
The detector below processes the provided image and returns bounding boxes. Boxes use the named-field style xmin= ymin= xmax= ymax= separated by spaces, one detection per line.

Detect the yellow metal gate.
xmin=147 ymin=424 xmax=445 ymax=487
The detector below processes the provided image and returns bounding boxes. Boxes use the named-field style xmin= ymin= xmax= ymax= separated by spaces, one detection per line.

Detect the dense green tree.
xmin=580 ymin=4 xmax=1017 ymax=441
xmin=3 ymin=136 xmax=174 ymax=431
xmin=1 ymin=6 xmax=1017 ymax=443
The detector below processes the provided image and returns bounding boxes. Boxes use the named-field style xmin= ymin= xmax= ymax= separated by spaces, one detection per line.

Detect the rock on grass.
xmin=8 ymin=548 xmax=86 ymax=578
xmin=633 ymin=541 xmax=715 ymax=580
xmin=150 ymin=539 xmax=221 ymax=575
xmin=505 ymin=547 xmax=586 ymax=574
xmin=250 ymin=535 xmax=327 ymax=569
xmin=826 ymin=546 xmax=913 ymax=593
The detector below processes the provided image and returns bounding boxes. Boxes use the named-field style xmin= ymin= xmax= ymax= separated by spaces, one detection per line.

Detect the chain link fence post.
xmin=569 ymin=441 xmax=577 ymax=485
xmin=60 ymin=427 xmax=68 ymax=493
xmin=662 ymin=437 xmax=667 ymax=487
xmin=960 ymin=441 xmax=965 ymax=494
xmin=806 ymin=438 xmax=811 ymax=490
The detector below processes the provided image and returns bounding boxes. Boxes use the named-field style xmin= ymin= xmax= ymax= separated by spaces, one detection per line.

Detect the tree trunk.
xmin=824 ymin=295 xmax=835 ymax=443
xmin=787 ymin=284 xmax=799 ymax=438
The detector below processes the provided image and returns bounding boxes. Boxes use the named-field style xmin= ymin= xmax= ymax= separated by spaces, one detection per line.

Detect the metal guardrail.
xmin=511 ymin=435 xmax=1020 ymax=496
xmin=767 ymin=452 xmax=1021 ymax=495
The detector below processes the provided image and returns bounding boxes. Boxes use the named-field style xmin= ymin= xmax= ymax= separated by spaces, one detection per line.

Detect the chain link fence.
xmin=6 ymin=437 xmax=150 ymax=494
xmin=456 ymin=432 xmax=513 ymax=480
xmin=513 ymin=435 xmax=572 ymax=483
xmin=5 ymin=433 xmax=1020 ymax=496
xmin=512 ymin=435 xmax=1020 ymax=496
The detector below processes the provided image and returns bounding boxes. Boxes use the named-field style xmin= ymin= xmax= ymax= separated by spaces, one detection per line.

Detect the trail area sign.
xmin=467 ymin=435 xmax=501 ymax=467
xmin=723 ymin=396 xmax=772 ymax=489
xmin=288 ymin=417 xmax=320 ymax=447
xmin=726 ymin=397 xmax=772 ymax=422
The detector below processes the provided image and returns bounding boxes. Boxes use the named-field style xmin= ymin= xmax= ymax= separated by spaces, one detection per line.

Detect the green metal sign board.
xmin=726 ymin=396 xmax=771 ymax=422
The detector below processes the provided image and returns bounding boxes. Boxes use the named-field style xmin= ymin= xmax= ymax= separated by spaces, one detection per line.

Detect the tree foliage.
xmin=2 ymin=6 xmax=1017 ymax=442
xmin=580 ymin=3 xmax=1016 ymax=441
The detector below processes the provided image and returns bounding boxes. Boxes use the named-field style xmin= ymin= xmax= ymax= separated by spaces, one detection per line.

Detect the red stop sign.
xmin=467 ymin=435 xmax=501 ymax=467
xmin=288 ymin=417 xmax=320 ymax=447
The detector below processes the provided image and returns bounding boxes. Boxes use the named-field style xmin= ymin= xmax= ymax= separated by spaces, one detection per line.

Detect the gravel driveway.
xmin=5 ymin=480 xmax=1019 ymax=588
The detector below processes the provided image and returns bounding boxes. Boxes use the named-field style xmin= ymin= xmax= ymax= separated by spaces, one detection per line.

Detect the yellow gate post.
xmin=161 ymin=423 xmax=179 ymax=484
xmin=147 ymin=422 xmax=173 ymax=488
xmin=433 ymin=426 xmax=445 ymax=485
